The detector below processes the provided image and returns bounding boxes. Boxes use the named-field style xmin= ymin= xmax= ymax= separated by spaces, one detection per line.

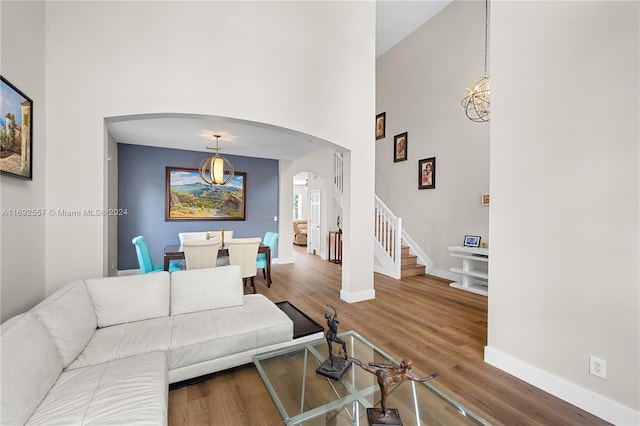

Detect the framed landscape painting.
xmin=166 ymin=167 xmax=246 ymax=221
xmin=0 ymin=76 xmax=33 ymax=179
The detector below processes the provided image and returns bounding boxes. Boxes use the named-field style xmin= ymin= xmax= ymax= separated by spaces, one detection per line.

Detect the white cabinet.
xmin=448 ymin=246 xmax=488 ymax=296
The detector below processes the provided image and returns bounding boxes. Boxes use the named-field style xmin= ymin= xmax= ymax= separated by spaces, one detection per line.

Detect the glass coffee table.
xmin=253 ymin=330 xmax=491 ymax=425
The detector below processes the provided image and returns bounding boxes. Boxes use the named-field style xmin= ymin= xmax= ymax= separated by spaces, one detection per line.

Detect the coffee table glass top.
xmin=253 ymin=330 xmax=491 ymax=425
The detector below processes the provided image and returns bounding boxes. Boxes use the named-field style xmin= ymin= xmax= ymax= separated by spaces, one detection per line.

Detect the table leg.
xmin=164 ymin=255 xmax=170 ymax=271
xmin=266 ymin=247 xmax=272 ymax=287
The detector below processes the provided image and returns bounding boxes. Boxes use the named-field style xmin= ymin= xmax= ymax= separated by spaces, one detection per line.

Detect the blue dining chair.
xmin=132 ymin=235 xmax=181 ymax=274
xmin=257 ymin=232 xmax=278 ymax=279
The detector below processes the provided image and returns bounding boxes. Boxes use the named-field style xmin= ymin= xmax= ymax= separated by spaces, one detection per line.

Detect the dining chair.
xmin=132 ymin=235 xmax=181 ymax=274
xmin=227 ymin=237 xmax=261 ymax=293
xmin=257 ymin=232 xmax=278 ymax=280
xmin=178 ymin=232 xmax=209 ymax=244
xmin=182 ymin=238 xmax=221 ymax=270
xmin=206 ymin=230 xmax=234 ymax=246
xmin=207 ymin=230 xmax=234 ymax=266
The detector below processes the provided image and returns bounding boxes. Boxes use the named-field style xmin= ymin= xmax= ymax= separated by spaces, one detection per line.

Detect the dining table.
xmin=163 ymin=244 xmax=272 ymax=286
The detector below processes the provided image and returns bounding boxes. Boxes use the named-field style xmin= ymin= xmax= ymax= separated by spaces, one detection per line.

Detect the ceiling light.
xmin=461 ymin=0 xmax=490 ymax=122
xmin=200 ymin=134 xmax=234 ymax=185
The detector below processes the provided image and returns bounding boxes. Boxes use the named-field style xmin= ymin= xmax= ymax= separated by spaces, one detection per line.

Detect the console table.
xmin=448 ymin=246 xmax=489 ymax=296
xmin=328 ymin=231 xmax=342 ymax=264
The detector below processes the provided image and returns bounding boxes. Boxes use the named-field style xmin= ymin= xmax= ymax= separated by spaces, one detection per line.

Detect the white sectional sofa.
xmin=1 ymin=265 xmax=322 ymax=425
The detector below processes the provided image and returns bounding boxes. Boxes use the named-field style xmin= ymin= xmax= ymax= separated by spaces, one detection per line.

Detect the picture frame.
xmin=393 ymin=132 xmax=408 ymax=162
xmin=482 ymin=194 xmax=490 ymax=205
xmin=418 ymin=157 xmax=436 ymax=189
xmin=0 ymin=76 xmax=33 ymax=180
xmin=464 ymin=235 xmax=481 ymax=248
xmin=165 ymin=167 xmax=246 ymax=221
xmin=375 ymin=112 xmax=386 ymax=140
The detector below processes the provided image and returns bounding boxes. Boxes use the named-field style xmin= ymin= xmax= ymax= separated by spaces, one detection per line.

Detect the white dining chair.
xmin=206 ymin=230 xmax=234 ymax=245
xmin=178 ymin=232 xmax=209 ymax=245
xmin=227 ymin=237 xmax=261 ymax=293
xmin=182 ymin=238 xmax=220 ymax=270
xmin=207 ymin=230 xmax=234 ymax=266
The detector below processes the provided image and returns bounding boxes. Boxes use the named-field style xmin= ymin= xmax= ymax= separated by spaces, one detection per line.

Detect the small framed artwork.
xmin=418 ymin=157 xmax=435 ymax=189
xmin=0 ymin=76 xmax=33 ymax=179
xmin=464 ymin=235 xmax=481 ymax=248
xmin=482 ymin=194 xmax=490 ymax=205
xmin=393 ymin=132 xmax=407 ymax=162
xmin=375 ymin=112 xmax=386 ymax=140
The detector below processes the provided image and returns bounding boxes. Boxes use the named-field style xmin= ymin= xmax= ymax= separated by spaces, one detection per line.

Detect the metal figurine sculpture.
xmin=315 ymin=304 xmax=351 ymax=380
xmin=347 ymin=355 xmax=437 ymax=426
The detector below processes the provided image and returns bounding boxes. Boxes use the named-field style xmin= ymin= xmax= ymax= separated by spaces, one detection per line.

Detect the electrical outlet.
xmin=589 ymin=355 xmax=606 ymax=379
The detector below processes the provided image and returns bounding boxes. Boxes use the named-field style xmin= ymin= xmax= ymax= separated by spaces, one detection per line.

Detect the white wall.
xmin=488 ymin=1 xmax=639 ymax=423
xmin=0 ymin=1 xmax=46 ymax=322
xmin=42 ymin=1 xmax=375 ymax=299
xmin=375 ymin=0 xmax=490 ymax=277
xmin=278 ymin=147 xmax=339 ymax=263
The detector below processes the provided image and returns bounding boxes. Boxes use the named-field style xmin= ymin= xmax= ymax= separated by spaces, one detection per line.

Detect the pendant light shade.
xmin=462 ymin=0 xmax=490 ymax=122
xmin=200 ymin=135 xmax=234 ymax=185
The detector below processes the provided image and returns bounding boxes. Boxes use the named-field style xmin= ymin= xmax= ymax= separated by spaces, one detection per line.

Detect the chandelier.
xmin=461 ymin=0 xmax=490 ymax=122
xmin=200 ymin=134 xmax=234 ymax=185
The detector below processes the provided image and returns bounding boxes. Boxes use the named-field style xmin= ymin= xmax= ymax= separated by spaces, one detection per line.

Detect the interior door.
xmin=308 ymin=189 xmax=321 ymax=255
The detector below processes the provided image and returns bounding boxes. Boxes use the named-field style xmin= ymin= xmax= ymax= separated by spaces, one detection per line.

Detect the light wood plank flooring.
xmin=168 ymin=246 xmax=610 ymax=426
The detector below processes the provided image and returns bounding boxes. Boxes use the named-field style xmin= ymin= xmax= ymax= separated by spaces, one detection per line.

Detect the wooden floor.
xmin=168 ymin=246 xmax=610 ymax=426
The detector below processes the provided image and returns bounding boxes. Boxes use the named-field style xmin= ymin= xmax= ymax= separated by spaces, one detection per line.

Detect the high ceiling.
xmin=107 ymin=1 xmax=451 ymax=161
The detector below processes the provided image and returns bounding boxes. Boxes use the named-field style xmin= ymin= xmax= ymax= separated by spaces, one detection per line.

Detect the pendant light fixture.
xmin=461 ymin=0 xmax=490 ymax=122
xmin=200 ymin=134 xmax=234 ymax=185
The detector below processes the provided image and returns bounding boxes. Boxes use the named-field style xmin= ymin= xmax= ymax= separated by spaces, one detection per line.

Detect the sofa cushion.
xmin=31 ymin=280 xmax=97 ymax=367
xmin=26 ymin=351 xmax=168 ymax=426
xmin=67 ymin=316 xmax=173 ymax=371
xmin=85 ymin=272 xmax=170 ymax=328
xmin=68 ymin=294 xmax=292 ymax=374
xmin=1 ymin=313 xmax=64 ymax=426
xmin=170 ymin=265 xmax=244 ymax=315
xmin=169 ymin=294 xmax=292 ymax=370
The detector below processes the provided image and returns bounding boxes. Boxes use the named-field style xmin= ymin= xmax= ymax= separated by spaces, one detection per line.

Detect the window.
xmin=293 ymin=194 xmax=301 ymax=219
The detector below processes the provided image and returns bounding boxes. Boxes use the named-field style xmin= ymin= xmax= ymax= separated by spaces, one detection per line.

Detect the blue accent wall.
xmin=118 ymin=144 xmax=279 ymax=270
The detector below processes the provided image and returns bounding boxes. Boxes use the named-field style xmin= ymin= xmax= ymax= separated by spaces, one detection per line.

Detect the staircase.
xmin=333 ymin=152 xmax=432 ymax=280
xmin=400 ymin=246 xmax=425 ymax=277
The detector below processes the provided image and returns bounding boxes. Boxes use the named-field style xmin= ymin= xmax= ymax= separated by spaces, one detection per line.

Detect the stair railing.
xmin=374 ymin=195 xmax=402 ymax=279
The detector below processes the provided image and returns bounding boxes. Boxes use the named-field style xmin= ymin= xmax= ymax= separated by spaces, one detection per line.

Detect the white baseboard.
xmin=484 ymin=346 xmax=640 ymax=425
xmin=428 ymin=268 xmax=458 ymax=281
xmin=340 ymin=288 xmax=375 ymax=303
xmin=274 ymin=257 xmax=293 ymax=264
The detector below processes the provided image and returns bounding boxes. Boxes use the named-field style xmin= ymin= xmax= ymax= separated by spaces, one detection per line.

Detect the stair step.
xmin=401 ymin=264 xmax=426 ymax=278
xmin=401 ymin=254 xmax=418 ymax=266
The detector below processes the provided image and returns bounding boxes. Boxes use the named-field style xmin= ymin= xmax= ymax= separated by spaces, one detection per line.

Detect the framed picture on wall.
xmin=375 ymin=112 xmax=386 ymax=140
xmin=393 ymin=132 xmax=407 ymax=162
xmin=165 ymin=167 xmax=246 ymax=221
xmin=0 ymin=76 xmax=33 ymax=180
xmin=418 ymin=157 xmax=435 ymax=189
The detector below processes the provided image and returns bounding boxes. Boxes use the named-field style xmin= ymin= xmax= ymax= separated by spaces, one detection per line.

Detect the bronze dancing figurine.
xmin=347 ymin=355 xmax=437 ymax=425
xmin=315 ymin=304 xmax=351 ymax=380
